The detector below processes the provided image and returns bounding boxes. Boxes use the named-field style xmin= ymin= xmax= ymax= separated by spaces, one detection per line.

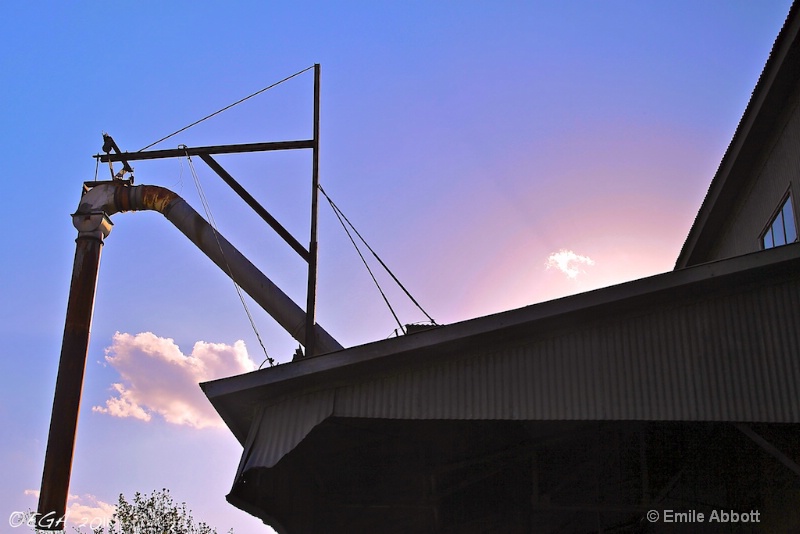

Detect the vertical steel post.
xmin=38 ymin=211 xmax=111 ymax=529
xmin=305 ymin=63 xmax=320 ymax=357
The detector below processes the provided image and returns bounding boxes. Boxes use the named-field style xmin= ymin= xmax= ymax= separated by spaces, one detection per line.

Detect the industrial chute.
xmin=38 ymin=64 xmax=326 ymax=528
xmin=79 ymin=182 xmax=341 ymax=353
xmin=36 ymin=180 xmax=342 ymax=528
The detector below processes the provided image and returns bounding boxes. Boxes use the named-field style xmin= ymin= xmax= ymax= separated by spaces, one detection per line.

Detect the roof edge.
xmin=204 ymin=243 xmax=800 ymax=441
xmin=676 ymin=1 xmax=800 ymax=268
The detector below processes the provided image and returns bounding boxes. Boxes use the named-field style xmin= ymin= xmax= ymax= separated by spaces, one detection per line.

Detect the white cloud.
xmin=65 ymin=494 xmax=116 ymax=529
xmin=93 ymin=332 xmax=257 ymax=429
xmin=546 ymin=249 xmax=596 ymax=279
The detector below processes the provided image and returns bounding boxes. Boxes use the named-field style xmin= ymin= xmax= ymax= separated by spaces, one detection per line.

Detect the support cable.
xmin=325 ymin=189 xmax=405 ymax=333
xmin=140 ymin=65 xmax=315 ymax=152
xmin=183 ymin=149 xmax=275 ymax=368
xmin=319 ymin=184 xmax=437 ymax=329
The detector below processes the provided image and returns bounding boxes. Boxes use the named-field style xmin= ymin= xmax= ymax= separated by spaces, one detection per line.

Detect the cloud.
xmin=93 ymin=332 xmax=257 ymax=429
xmin=65 ymin=494 xmax=116 ymax=528
xmin=24 ymin=490 xmax=115 ymax=529
xmin=546 ymin=249 xmax=596 ymax=279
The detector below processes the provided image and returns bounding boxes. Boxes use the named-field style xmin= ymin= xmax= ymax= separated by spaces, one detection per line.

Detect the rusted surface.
xmin=135 ymin=184 xmax=179 ymax=213
xmin=113 ymin=183 xmax=131 ymax=213
xmin=84 ymin=183 xmax=179 ymax=216
xmin=104 ymin=184 xmax=180 ymax=214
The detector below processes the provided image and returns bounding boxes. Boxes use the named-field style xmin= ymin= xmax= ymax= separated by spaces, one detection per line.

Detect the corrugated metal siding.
xmin=710 ymin=92 xmax=800 ymax=261
xmin=238 ymin=389 xmax=334 ymax=472
xmin=332 ymin=277 xmax=800 ymax=422
xmin=241 ymin=276 xmax=800 ymax=470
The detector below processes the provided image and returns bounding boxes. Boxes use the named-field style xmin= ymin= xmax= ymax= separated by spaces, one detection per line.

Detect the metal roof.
xmin=202 ymin=242 xmax=800 ymax=446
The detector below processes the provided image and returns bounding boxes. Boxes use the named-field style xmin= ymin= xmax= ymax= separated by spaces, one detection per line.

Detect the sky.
xmin=0 ymin=1 xmax=794 ymax=532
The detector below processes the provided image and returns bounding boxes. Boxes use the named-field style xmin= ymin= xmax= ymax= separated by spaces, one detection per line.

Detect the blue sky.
xmin=1 ymin=2 xmax=793 ymax=532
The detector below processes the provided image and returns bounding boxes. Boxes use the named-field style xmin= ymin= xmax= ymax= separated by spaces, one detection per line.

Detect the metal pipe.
xmin=77 ymin=182 xmax=343 ymax=354
xmin=38 ymin=181 xmax=340 ymax=527
xmin=37 ymin=212 xmax=112 ymax=530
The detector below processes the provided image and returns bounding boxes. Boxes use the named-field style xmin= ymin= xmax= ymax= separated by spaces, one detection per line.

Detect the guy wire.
xmin=140 ymin=65 xmax=315 ymax=152
xmin=183 ymin=148 xmax=275 ymax=368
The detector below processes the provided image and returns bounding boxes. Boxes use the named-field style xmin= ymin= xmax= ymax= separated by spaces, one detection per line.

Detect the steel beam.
xmin=304 ymin=64 xmax=321 ymax=358
xmin=198 ymin=154 xmax=310 ymax=261
xmin=97 ymin=140 xmax=314 ymax=164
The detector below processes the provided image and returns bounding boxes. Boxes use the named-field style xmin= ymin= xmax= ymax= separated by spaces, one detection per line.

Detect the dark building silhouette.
xmin=203 ymin=4 xmax=800 ymax=532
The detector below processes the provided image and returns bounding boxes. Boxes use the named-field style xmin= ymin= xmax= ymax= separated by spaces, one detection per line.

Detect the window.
xmin=761 ymin=194 xmax=797 ymax=249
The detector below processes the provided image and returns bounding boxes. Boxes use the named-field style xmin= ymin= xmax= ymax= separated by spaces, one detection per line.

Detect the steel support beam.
xmin=198 ymin=153 xmax=310 ymax=261
xmin=305 ymin=63 xmax=321 ymax=358
xmin=97 ymin=140 xmax=315 ymax=164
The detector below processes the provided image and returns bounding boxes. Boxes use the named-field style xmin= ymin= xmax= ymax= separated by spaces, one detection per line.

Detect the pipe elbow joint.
xmin=76 ymin=182 xmax=180 ymax=215
xmin=121 ymin=184 xmax=180 ymax=214
xmin=72 ymin=182 xmax=180 ymax=237
xmin=72 ymin=183 xmax=119 ymax=236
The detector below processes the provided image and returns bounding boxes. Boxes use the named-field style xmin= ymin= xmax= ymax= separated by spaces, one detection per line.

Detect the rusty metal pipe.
xmin=77 ymin=182 xmax=342 ymax=354
xmin=38 ymin=182 xmax=341 ymax=526
xmin=37 ymin=213 xmax=112 ymax=529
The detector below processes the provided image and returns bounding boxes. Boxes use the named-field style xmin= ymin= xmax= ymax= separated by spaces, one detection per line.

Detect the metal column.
xmin=305 ymin=63 xmax=321 ymax=357
xmin=37 ymin=211 xmax=111 ymax=529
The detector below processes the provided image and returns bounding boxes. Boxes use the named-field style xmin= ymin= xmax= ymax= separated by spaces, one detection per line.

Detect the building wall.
xmin=708 ymin=87 xmax=800 ymax=261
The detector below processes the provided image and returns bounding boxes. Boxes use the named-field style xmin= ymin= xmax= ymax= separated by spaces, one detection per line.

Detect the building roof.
xmin=199 ymin=7 xmax=800 ymax=529
xmin=202 ymin=4 xmax=800 ymax=440
xmin=676 ymin=1 xmax=800 ymax=268
xmin=202 ymin=242 xmax=800 ymax=446
xmin=203 ymin=243 xmax=800 ymax=532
